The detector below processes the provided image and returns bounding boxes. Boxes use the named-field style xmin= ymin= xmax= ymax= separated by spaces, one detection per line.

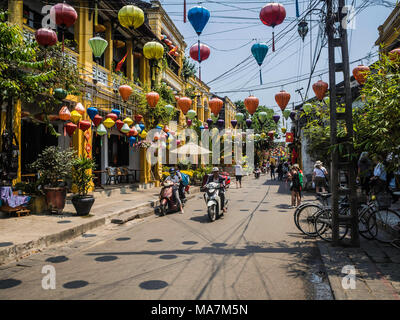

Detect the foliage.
xmin=30 ymin=146 xmax=76 ymax=188
xmin=72 ymin=157 xmax=97 ymax=197
xmin=234 ymin=100 xmax=277 ymax=134
xmin=181 ymin=56 xmax=197 ymax=81
xmin=14 ymin=181 xmax=43 ymax=196
xmin=184 ymin=86 xmax=196 ymax=100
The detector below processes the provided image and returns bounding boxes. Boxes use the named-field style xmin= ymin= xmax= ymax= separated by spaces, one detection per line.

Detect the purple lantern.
xmin=246 ymin=119 xmax=252 ymax=128
xmin=217 ymin=119 xmax=225 ymax=129
xmin=290 ymin=111 xmax=296 ymax=121
xmin=273 ymin=115 xmax=280 ymax=124
xmin=187 ymin=119 xmax=192 ymax=127
xmin=206 ymin=118 xmax=213 ymax=127
xmin=231 ymin=119 xmax=237 ymax=128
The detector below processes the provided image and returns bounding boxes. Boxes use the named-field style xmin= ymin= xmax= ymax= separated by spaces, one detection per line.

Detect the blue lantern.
xmin=199 ymin=125 xmax=204 ymax=130
xmin=111 ymin=109 xmax=121 ymax=118
xmin=87 ymin=107 xmax=98 ymax=121
xmin=251 ymin=43 xmax=268 ymax=85
xmin=139 ymin=123 xmax=145 ymax=131
xmin=188 ymin=6 xmax=210 ymax=36
xmin=129 ymin=136 xmax=136 ymax=147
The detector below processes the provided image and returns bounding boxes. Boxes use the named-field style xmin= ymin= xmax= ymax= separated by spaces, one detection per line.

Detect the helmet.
xmin=169 ymin=168 xmax=176 ymax=174
xmin=212 ymin=167 xmax=219 ymax=172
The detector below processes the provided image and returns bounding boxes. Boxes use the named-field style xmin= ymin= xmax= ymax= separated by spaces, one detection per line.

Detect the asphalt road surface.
xmin=0 ymin=176 xmax=333 ymax=300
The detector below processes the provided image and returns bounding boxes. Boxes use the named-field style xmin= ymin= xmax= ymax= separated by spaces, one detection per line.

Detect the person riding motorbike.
xmin=175 ymin=167 xmax=186 ymax=202
xmin=164 ymin=168 xmax=184 ymax=214
xmin=253 ymin=167 xmax=261 ymax=179
xmin=205 ymin=167 xmax=227 ymax=213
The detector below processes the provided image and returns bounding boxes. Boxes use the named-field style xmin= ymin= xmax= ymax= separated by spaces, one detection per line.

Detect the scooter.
xmin=203 ymin=182 xmax=227 ymax=222
xmin=254 ymin=169 xmax=261 ymax=179
xmin=159 ymin=180 xmax=183 ymax=216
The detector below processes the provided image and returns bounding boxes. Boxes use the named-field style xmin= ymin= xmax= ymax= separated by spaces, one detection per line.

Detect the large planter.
xmin=71 ymin=196 xmax=95 ymax=216
xmin=30 ymin=195 xmax=48 ymax=214
xmin=44 ymin=187 xmax=67 ymax=214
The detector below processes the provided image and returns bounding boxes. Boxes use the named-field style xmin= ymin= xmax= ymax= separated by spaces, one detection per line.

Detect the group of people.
xmin=259 ymin=159 xmax=290 ymax=181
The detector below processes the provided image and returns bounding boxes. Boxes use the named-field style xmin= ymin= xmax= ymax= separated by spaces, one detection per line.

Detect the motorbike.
xmin=203 ymin=182 xmax=228 ymax=222
xmin=254 ymin=169 xmax=261 ymax=179
xmin=159 ymin=180 xmax=183 ymax=216
xmin=261 ymin=166 xmax=267 ymax=174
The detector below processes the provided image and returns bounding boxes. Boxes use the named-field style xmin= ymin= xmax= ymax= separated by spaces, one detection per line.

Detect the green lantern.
xmin=235 ymin=112 xmax=244 ymax=122
xmin=54 ymin=88 xmax=68 ymax=100
xmin=258 ymin=111 xmax=267 ymax=123
xmin=283 ymin=109 xmax=291 ymax=120
xmin=303 ymin=103 xmax=313 ymax=113
xmin=211 ymin=114 xmax=218 ymax=123
xmin=186 ymin=109 xmax=197 ymax=120
xmin=143 ymin=41 xmax=164 ymax=60
xmin=165 ymin=104 xmax=175 ymax=114
xmin=96 ymin=123 xmax=107 ymax=136
xmin=88 ymin=37 xmax=108 ymax=58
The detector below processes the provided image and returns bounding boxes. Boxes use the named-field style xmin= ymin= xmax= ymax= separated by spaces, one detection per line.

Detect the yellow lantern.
xmin=123 ymin=117 xmax=134 ymax=126
xmin=103 ymin=117 xmax=115 ymax=129
xmin=143 ymin=41 xmax=164 ymax=60
xmin=281 ymin=127 xmax=287 ymax=134
xmin=118 ymin=5 xmax=144 ymax=29
xmin=70 ymin=110 xmax=82 ymax=124
xmin=140 ymin=130 xmax=147 ymax=139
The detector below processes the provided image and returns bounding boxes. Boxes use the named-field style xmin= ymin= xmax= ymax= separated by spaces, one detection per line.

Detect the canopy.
xmin=170 ymin=142 xmax=211 ymax=155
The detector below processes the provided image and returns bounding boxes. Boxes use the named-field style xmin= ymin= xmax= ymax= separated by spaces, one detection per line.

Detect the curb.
xmin=0 ymin=187 xmax=200 ymax=266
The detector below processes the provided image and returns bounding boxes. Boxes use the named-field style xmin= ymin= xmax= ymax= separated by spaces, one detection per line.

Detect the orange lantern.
xmin=106 ymin=113 xmax=118 ymax=122
xmin=59 ymin=106 xmax=71 ymax=121
xmin=352 ymin=65 xmax=370 ymax=85
xmin=116 ymin=119 xmax=124 ymax=131
xmin=146 ymin=91 xmax=160 ymax=108
xmin=177 ymin=97 xmax=192 ymax=115
xmin=209 ymin=98 xmax=223 ymax=117
xmin=119 ymin=84 xmax=133 ymax=102
xmin=312 ymin=80 xmax=328 ymax=101
xmin=244 ymin=95 xmax=259 ymax=115
xmin=275 ymin=90 xmax=290 ymax=112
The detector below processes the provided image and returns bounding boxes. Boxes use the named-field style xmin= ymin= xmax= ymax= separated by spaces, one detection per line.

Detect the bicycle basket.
xmin=376 ymin=192 xmax=392 ymax=209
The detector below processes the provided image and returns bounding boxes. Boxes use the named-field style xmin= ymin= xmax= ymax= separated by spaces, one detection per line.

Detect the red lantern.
xmin=116 ymin=119 xmax=124 ymax=131
xmin=312 ymin=80 xmax=328 ymax=101
xmin=79 ymin=120 xmax=91 ymax=132
xmin=178 ymin=97 xmax=192 ymax=115
xmin=189 ymin=43 xmax=211 ymax=62
xmin=268 ymin=131 xmax=275 ymax=140
xmin=353 ymin=65 xmax=370 ymax=85
xmin=135 ymin=114 xmax=143 ymax=123
xmin=175 ymin=96 xmax=180 ymax=102
xmin=275 ymin=90 xmax=290 ymax=112
xmin=35 ymin=28 xmax=57 ymax=47
xmin=259 ymin=3 xmax=286 ymax=52
xmin=128 ymin=128 xmax=138 ymax=137
xmin=119 ymin=85 xmax=133 ymax=102
xmin=146 ymin=91 xmax=160 ymax=108
xmin=93 ymin=115 xmax=103 ymax=127
xmin=244 ymin=95 xmax=259 ymax=115
xmin=106 ymin=113 xmax=118 ymax=122
xmin=65 ymin=122 xmax=77 ymax=137
xmin=286 ymin=132 xmax=294 ymax=143
xmin=209 ymin=98 xmax=223 ymax=117
xmin=51 ymin=3 xmax=78 ymax=28
xmin=59 ymin=106 xmax=71 ymax=121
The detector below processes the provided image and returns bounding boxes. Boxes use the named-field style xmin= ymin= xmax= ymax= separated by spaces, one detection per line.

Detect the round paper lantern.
xmin=273 ymin=115 xmax=280 ymax=124
xmin=140 ymin=130 xmax=147 ymax=139
xmin=116 ymin=119 xmax=124 ymax=131
xmin=209 ymin=97 xmax=223 ymax=117
xmin=96 ymin=123 xmax=107 ymax=136
xmin=231 ymin=119 xmax=237 ymax=128
xmin=74 ymin=103 xmax=85 ymax=115
xmin=123 ymin=117 xmax=134 ymax=126
xmin=139 ymin=123 xmax=145 ymax=131
xmin=106 ymin=113 xmax=118 ymax=122
xmin=165 ymin=104 xmax=175 ymax=114
xmin=128 ymin=128 xmax=138 ymax=137
xmin=93 ymin=115 xmax=103 ymax=127
xmin=246 ymin=119 xmax=252 ymax=128
xmin=178 ymin=97 xmax=192 ymax=115
xmin=119 ymin=85 xmax=133 ymax=102
xmin=275 ymin=90 xmax=291 ymax=111
xmin=121 ymin=123 xmax=130 ymax=134
xmin=129 ymin=136 xmax=137 ymax=147
xmin=111 ymin=109 xmax=121 ymax=118
xmin=118 ymin=5 xmax=144 ymax=29
xmin=283 ymin=109 xmax=291 ymax=120
xmin=259 ymin=3 xmax=286 ymax=51
xmin=258 ymin=111 xmax=268 ymax=123
xmin=103 ymin=117 xmax=115 ymax=129
xmin=79 ymin=120 xmax=91 ymax=132
xmin=206 ymin=118 xmax=213 ymax=127
xmin=65 ymin=122 xmax=77 ymax=137
xmin=50 ymin=3 xmax=78 ymax=28
xmin=235 ymin=113 xmax=244 ymax=122
xmin=187 ymin=119 xmax=192 ymax=127
xmin=135 ymin=114 xmax=143 ymax=123
xmin=175 ymin=95 xmax=180 ymax=102
xmin=199 ymin=125 xmax=205 ymax=130
xmin=353 ymin=65 xmax=370 ymax=85
xmin=163 ymin=126 xmax=170 ymax=133
xmin=87 ymin=107 xmax=98 ymax=120
xmin=188 ymin=6 xmax=210 ymax=36
xmin=143 ymin=41 xmax=164 ymax=60
xmin=186 ymin=109 xmax=197 ymax=120
xmin=59 ymin=106 xmax=71 ymax=121
xmin=146 ymin=91 xmax=160 ymax=108
xmin=244 ymin=95 xmax=259 ymax=115
xmin=189 ymin=43 xmax=211 ymax=62
xmin=70 ymin=110 xmax=82 ymax=124
xmin=177 ymin=140 xmax=181 ymax=146
xmin=312 ymin=80 xmax=328 ymax=101
xmin=35 ymin=28 xmax=57 ymax=47
xmin=88 ymin=37 xmax=108 ymax=58
xmin=54 ymin=88 xmax=68 ymax=100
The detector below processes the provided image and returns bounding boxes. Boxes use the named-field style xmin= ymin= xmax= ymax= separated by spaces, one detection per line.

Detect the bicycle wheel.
xmin=294 ymin=203 xmax=320 ymax=228
xmin=370 ymin=208 xmax=400 ymax=243
xmin=314 ymin=208 xmax=349 ymax=242
xmin=295 ymin=204 xmax=323 ymax=236
xmin=358 ymin=205 xmax=378 ymax=240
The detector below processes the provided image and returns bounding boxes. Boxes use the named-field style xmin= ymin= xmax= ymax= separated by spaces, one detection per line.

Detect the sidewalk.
xmin=301 ymin=191 xmax=400 ymax=300
xmin=0 ymin=184 xmax=200 ymax=265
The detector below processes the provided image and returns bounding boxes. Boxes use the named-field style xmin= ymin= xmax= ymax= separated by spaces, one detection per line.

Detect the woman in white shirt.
xmin=234 ymin=163 xmax=243 ymax=188
xmin=312 ymin=160 xmax=328 ymax=193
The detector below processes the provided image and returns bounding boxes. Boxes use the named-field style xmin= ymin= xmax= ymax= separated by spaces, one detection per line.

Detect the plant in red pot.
xmin=30 ymin=146 xmax=76 ymax=214
xmin=71 ymin=156 xmax=96 ymax=216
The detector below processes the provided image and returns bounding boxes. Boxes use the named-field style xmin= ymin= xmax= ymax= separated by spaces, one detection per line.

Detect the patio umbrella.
xmin=169 ymin=142 xmax=211 ymax=155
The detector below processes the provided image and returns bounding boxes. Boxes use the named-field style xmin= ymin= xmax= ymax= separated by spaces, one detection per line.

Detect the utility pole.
xmin=326 ymin=0 xmax=359 ymax=246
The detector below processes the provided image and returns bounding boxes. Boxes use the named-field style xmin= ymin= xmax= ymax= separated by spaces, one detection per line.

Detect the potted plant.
xmin=14 ymin=180 xmax=47 ymax=214
xmin=71 ymin=156 xmax=96 ymax=216
xmin=30 ymin=146 xmax=76 ymax=214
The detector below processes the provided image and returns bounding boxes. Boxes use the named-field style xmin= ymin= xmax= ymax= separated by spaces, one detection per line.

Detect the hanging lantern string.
xmin=184 ymin=0 xmax=187 ymax=23
xmin=198 ymin=39 xmax=201 ymax=81
xmin=259 ymin=66 xmax=263 ymax=85
xmin=295 ymin=0 xmax=300 ymax=18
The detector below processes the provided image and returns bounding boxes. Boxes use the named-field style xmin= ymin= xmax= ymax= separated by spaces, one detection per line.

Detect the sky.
xmin=154 ymin=0 xmax=396 ymax=126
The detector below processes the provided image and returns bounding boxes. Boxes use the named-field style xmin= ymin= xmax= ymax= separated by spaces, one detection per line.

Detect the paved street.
xmin=0 ymin=176 xmax=332 ymax=300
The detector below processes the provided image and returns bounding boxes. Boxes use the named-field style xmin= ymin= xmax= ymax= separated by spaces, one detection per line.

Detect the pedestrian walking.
xmin=277 ymin=162 xmax=283 ymax=181
xmin=288 ymin=164 xmax=302 ymax=208
xmin=234 ymin=161 xmax=243 ymax=188
xmin=270 ymin=161 xmax=276 ymax=180
xmin=371 ymin=155 xmax=387 ymax=194
xmin=312 ymin=160 xmax=328 ymax=193
xmin=357 ymin=152 xmax=372 ymax=195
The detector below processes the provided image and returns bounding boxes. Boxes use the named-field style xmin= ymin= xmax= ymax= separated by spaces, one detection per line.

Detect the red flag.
xmin=115 ymin=52 xmax=128 ymax=72
xmin=286 ymin=132 xmax=294 ymax=143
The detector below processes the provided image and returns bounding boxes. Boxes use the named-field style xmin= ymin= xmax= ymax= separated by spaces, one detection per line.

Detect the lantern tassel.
xmin=272 ymin=30 xmax=275 ymax=52
xmin=295 ymin=0 xmax=300 ymax=18
xmin=184 ymin=0 xmax=187 ymax=23
xmin=259 ymin=67 xmax=263 ymax=85
xmin=64 ymin=125 xmax=66 ymax=137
